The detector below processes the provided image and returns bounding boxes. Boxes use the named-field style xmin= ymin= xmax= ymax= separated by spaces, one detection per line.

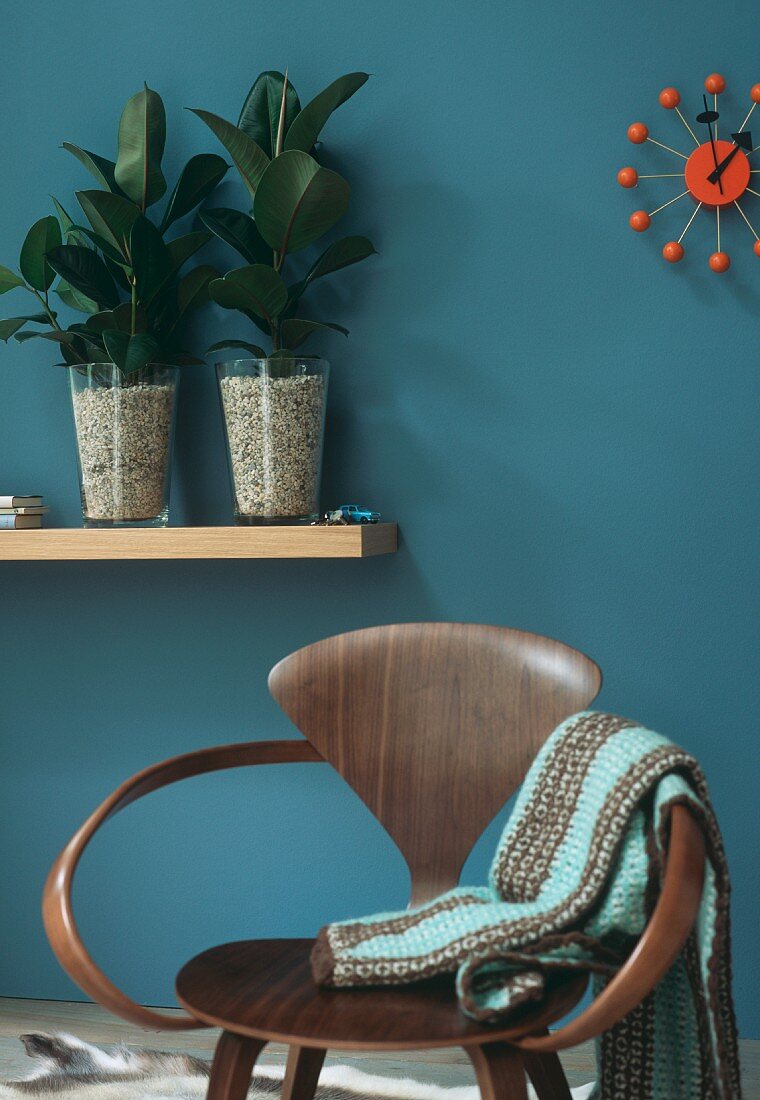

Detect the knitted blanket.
xmin=312 ymin=712 xmax=741 ymax=1100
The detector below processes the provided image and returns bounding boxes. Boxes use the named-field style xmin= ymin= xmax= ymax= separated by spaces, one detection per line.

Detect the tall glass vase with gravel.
xmin=69 ymin=364 xmax=179 ymax=527
xmin=217 ymin=358 xmax=329 ymax=524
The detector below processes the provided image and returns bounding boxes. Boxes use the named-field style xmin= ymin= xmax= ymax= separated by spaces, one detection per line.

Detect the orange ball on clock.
xmin=629 ymin=210 xmax=651 ymax=232
xmin=659 ymin=87 xmax=681 ymax=109
xmin=705 ymin=73 xmax=726 ymax=95
xmin=627 ymin=122 xmax=649 ymax=144
xmin=617 ymin=167 xmax=638 ymax=188
xmin=663 ymin=242 xmax=684 ymax=263
xmin=709 ymin=251 xmax=730 ymax=273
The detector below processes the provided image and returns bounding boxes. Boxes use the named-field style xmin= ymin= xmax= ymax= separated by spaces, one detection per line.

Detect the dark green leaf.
xmin=20 ymin=216 xmax=61 ymax=291
xmin=66 ymin=225 xmax=128 ymax=265
xmin=209 ymin=265 xmax=288 ymax=325
xmin=51 ymin=197 xmax=76 ymax=238
xmin=59 ymin=338 xmax=91 ymax=366
xmin=103 ymin=330 xmax=159 ymax=374
xmin=52 ymin=199 xmax=91 ymax=249
xmin=46 ymin=245 xmax=119 ymax=309
xmin=0 ymin=265 xmax=25 ymax=295
xmin=280 ymin=318 xmax=348 ymax=349
xmin=0 ymin=313 xmax=50 ymax=341
xmin=177 ymin=264 xmax=218 ymax=317
xmin=254 ymin=150 xmax=349 ymax=254
xmin=130 ymin=217 xmax=170 ymax=303
xmin=77 ymin=190 xmax=140 ymax=259
xmin=285 ymin=72 xmax=369 ymax=153
xmin=166 ymin=231 xmax=212 ymax=271
xmin=207 ymin=339 xmax=267 ymax=357
xmin=160 ymin=154 xmax=229 ymax=233
xmin=84 ymin=310 xmax=120 ymax=335
xmin=199 ymin=207 xmax=270 ymax=264
xmin=132 ymin=231 xmax=212 ymax=319
xmin=115 ymin=85 xmax=167 ymax=209
xmin=14 ymin=329 xmax=75 ymax=345
xmin=105 ymin=255 xmax=131 ymax=292
xmin=296 ymin=236 xmax=376 ymax=298
xmin=56 ymin=280 xmax=99 ymax=314
xmin=188 ymin=109 xmax=269 ymax=200
xmin=237 ymin=71 xmax=301 ymax=157
xmin=86 ymin=303 xmax=147 ymax=335
xmin=61 ymin=143 xmax=122 ymax=193
xmin=115 ymin=301 xmax=148 ymax=333
xmin=67 ymin=324 xmax=107 ymax=348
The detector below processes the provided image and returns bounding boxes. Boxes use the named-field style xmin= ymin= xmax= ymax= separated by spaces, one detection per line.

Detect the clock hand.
xmin=696 ymin=95 xmax=724 ymax=194
xmin=707 ymin=131 xmax=753 ymax=183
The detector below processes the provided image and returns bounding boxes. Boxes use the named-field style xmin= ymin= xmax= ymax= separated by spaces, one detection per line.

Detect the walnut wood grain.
xmin=269 ymin=623 xmax=601 ymax=905
xmin=0 ymin=524 xmax=397 ymax=560
xmin=43 ymin=739 xmax=324 ymax=1031
xmin=207 ymin=1032 xmax=267 ymax=1100
xmin=280 ymin=1045 xmax=327 ymax=1100
xmin=521 ymin=1034 xmax=573 ymax=1099
xmin=175 ymin=939 xmax=587 ymax=1051
xmin=467 ymin=1043 xmax=528 ymax=1100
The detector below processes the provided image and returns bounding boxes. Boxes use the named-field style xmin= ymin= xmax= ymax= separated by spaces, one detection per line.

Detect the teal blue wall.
xmin=1 ymin=0 xmax=758 ymax=1039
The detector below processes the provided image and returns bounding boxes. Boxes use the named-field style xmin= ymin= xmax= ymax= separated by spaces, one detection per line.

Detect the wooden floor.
xmin=0 ymin=999 xmax=755 ymax=1095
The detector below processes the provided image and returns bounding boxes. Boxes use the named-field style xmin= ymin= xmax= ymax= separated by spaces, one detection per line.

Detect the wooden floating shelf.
xmin=0 ymin=523 xmax=398 ymax=561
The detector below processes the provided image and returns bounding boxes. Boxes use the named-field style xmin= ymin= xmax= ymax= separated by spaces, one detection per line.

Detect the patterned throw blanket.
xmin=312 ymin=712 xmax=741 ymax=1100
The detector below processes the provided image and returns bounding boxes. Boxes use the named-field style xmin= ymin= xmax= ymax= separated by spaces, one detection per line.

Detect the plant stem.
xmin=31 ymin=287 xmax=61 ymax=332
xmin=272 ymin=249 xmax=285 ymax=348
xmin=275 ymin=71 xmax=289 ymax=157
xmin=130 ymin=277 xmax=137 ymax=335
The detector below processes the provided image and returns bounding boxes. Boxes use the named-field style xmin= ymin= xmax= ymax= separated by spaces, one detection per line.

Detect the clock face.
xmin=618 ymin=73 xmax=760 ymax=272
xmin=684 ymin=139 xmax=750 ymax=205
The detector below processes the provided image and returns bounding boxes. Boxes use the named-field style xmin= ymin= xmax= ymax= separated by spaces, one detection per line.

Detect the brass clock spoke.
xmin=737 ymin=101 xmax=757 ymax=134
xmin=647 ymin=190 xmax=690 ymax=216
xmin=677 ymin=202 xmax=703 ymax=243
xmin=733 ymin=200 xmax=760 ymax=243
xmin=647 ymin=137 xmax=688 ymax=159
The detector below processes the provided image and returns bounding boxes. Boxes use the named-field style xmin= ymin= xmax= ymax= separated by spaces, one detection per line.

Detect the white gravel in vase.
xmin=220 ymin=372 xmax=325 ymax=520
xmin=72 ymin=382 xmax=174 ymax=522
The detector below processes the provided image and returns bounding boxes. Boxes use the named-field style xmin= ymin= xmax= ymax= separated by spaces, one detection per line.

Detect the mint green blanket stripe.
xmin=312 ymin=711 xmax=741 ymax=1100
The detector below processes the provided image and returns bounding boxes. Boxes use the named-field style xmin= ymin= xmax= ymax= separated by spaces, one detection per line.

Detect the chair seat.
xmin=175 ymin=938 xmax=587 ymax=1051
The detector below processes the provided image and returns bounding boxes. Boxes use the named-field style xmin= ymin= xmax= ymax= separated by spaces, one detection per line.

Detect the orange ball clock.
xmin=618 ymin=74 xmax=760 ymax=272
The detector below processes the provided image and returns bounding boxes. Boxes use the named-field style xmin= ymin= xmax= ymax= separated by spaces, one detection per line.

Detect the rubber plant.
xmin=190 ymin=70 xmax=376 ymax=361
xmin=0 ymin=85 xmax=228 ymax=378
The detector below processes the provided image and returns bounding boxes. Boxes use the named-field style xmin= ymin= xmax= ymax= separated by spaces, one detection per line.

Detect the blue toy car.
xmin=338 ymin=503 xmax=380 ymax=524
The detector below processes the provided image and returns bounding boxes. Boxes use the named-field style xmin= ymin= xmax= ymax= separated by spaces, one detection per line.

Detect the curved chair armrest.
xmin=43 ymin=739 xmax=324 ymax=1031
xmin=517 ymin=803 xmax=706 ymax=1052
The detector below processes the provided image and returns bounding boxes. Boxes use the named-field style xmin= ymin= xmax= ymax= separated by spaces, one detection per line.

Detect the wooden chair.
xmin=43 ymin=623 xmax=706 ymax=1100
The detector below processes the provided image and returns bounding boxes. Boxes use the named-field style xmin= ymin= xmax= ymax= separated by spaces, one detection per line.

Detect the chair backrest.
xmin=268 ymin=623 xmax=601 ymax=906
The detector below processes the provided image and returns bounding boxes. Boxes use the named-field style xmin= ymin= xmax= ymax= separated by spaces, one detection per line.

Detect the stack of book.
xmin=0 ymin=494 xmax=49 ymax=529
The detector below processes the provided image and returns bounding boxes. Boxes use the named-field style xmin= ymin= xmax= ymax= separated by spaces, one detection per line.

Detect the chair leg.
xmin=522 ymin=1047 xmax=573 ymax=1100
xmin=467 ymin=1042 xmax=528 ymax=1100
xmin=207 ymin=1030 xmax=267 ymax=1100
xmin=281 ymin=1045 xmax=327 ymax=1100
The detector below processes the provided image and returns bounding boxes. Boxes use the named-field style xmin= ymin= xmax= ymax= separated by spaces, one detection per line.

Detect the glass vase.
xmin=68 ymin=363 xmax=179 ymax=528
xmin=216 ymin=357 xmax=329 ymax=525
